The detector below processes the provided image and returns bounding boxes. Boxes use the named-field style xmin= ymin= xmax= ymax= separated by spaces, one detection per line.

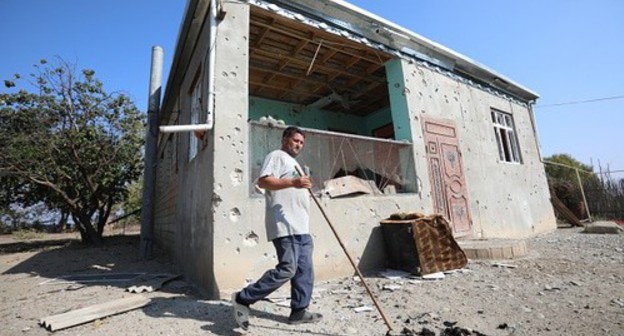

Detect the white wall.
xmin=399 ymin=60 xmax=556 ymax=238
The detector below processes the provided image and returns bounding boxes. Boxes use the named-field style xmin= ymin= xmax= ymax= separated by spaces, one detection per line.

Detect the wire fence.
xmin=584 ymin=173 xmax=624 ymax=221
xmin=544 ymin=160 xmax=624 ymax=222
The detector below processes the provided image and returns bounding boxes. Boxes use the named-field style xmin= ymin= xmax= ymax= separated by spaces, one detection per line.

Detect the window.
xmin=188 ymin=75 xmax=201 ymax=161
xmin=250 ymin=122 xmax=418 ymax=197
xmin=492 ymin=109 xmax=522 ymax=163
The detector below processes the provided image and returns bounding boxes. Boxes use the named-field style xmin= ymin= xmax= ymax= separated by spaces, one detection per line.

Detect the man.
xmin=231 ymin=126 xmax=323 ymax=330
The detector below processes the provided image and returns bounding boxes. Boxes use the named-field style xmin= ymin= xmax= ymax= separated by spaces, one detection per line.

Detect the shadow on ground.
xmin=141 ymin=298 xmax=345 ymax=336
xmin=1 ymin=234 xmax=173 ymax=285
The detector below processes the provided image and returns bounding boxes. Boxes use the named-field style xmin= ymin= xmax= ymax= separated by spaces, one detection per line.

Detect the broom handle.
xmin=295 ymin=166 xmax=394 ymax=332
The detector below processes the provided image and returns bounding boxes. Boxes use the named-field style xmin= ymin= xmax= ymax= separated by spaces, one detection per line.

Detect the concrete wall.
xmin=394 ymin=59 xmax=556 ymax=238
xmin=206 ymin=3 xmax=431 ymax=298
xmin=155 ymin=5 xmax=219 ymax=297
xmin=154 ymin=116 xmax=178 ymax=255
xmin=209 ymin=2 xmax=256 ymax=296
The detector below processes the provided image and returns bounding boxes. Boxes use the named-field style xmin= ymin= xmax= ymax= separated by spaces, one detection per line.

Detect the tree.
xmin=0 ymin=58 xmax=144 ymax=244
xmin=543 ymin=154 xmax=602 ymax=220
xmin=544 ymin=154 xmax=595 ymax=183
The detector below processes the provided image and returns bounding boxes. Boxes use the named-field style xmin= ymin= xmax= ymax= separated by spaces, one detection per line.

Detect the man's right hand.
xmin=292 ymin=176 xmax=312 ymax=189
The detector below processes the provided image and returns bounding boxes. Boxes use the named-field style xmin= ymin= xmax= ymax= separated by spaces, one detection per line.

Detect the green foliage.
xmin=542 ymin=153 xmax=624 ymax=220
xmin=123 ymin=180 xmax=143 ymax=216
xmin=0 ymin=58 xmax=145 ymax=244
xmin=543 ymin=154 xmax=599 ymax=219
xmin=544 ymin=154 xmax=595 ymax=184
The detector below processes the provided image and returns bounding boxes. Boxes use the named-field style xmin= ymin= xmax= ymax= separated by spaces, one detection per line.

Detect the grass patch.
xmin=12 ymin=229 xmax=45 ymax=241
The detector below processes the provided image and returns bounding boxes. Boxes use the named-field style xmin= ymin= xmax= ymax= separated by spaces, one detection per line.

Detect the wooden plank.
xmin=251 ymin=13 xmax=390 ymax=65
xmin=323 ymin=175 xmax=381 ymax=198
xmin=550 ymin=192 xmax=584 ymax=227
xmin=40 ymin=295 xmax=150 ymax=332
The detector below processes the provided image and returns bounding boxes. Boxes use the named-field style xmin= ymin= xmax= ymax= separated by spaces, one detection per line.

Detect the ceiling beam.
xmin=252 ymin=48 xmax=386 ymax=84
xmin=250 ymin=20 xmax=388 ymax=66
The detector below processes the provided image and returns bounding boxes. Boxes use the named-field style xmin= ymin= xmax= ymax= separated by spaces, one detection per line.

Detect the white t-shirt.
xmin=258 ymin=149 xmax=310 ymax=240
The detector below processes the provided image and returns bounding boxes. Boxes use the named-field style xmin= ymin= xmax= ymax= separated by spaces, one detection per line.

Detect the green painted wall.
xmin=364 ymin=106 xmax=392 ymax=136
xmin=385 ymin=59 xmax=412 ymax=141
xmin=249 ymin=97 xmax=391 ymax=136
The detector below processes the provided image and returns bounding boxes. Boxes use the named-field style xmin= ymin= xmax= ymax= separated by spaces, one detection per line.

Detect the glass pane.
xmin=494 ymin=127 xmax=505 ymax=161
xmin=504 ymin=114 xmax=512 ymax=127
xmin=509 ymin=130 xmax=522 ymax=163
xmin=496 ymin=113 xmax=504 ymax=125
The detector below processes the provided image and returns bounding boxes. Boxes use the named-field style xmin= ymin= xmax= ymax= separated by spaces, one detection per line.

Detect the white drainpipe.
xmin=160 ymin=0 xmax=218 ymax=133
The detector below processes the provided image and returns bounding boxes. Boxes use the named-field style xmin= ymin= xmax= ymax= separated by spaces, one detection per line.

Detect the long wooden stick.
xmin=575 ymin=168 xmax=593 ymax=223
xmin=296 ymin=166 xmax=394 ymax=332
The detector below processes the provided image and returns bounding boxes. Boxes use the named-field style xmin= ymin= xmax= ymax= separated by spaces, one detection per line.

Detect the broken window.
xmin=491 ymin=109 xmax=522 ymax=164
xmin=188 ymin=74 xmax=202 ymax=162
xmin=250 ymin=122 xmax=417 ymax=197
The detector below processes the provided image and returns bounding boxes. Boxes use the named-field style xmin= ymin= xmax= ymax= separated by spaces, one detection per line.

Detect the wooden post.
xmin=575 ymin=168 xmax=593 ymax=223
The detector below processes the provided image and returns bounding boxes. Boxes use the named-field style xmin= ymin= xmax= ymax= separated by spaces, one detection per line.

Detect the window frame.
xmin=188 ymin=70 xmax=202 ymax=162
xmin=249 ymin=122 xmax=418 ymax=198
xmin=491 ymin=109 xmax=522 ymax=164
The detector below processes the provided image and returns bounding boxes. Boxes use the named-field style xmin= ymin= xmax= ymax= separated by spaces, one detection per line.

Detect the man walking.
xmin=231 ymin=126 xmax=322 ymax=330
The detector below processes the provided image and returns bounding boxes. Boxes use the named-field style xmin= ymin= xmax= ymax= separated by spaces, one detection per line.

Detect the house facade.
xmin=153 ymin=0 xmax=556 ymax=298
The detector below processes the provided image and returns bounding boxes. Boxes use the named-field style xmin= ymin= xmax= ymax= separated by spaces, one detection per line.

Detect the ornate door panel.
xmin=422 ymin=116 xmax=472 ymax=237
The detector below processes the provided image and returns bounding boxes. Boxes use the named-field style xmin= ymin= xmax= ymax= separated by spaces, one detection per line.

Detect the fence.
xmin=585 ymin=170 xmax=624 ymax=221
xmin=543 ymin=160 xmax=624 ymax=222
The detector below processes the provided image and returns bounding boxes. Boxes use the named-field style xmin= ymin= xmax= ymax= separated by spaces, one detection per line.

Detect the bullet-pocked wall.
xmin=394 ymin=58 xmax=556 ymax=238
xmin=157 ymin=0 xmax=556 ymax=299
xmin=207 ymin=1 xmax=255 ymax=296
xmin=207 ymin=3 xmax=431 ymax=298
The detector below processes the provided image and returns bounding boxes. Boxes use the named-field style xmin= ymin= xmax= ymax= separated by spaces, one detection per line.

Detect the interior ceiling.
xmin=249 ymin=7 xmax=394 ymax=117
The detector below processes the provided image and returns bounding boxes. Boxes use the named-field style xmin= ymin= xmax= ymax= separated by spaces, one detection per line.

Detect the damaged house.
xmin=152 ymin=0 xmax=556 ymax=298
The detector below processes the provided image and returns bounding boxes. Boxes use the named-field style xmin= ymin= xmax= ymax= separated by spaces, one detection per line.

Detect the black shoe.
xmin=288 ymin=309 xmax=323 ymax=325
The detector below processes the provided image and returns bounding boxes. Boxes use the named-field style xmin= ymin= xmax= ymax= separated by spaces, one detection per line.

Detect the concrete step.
xmin=457 ymin=239 xmax=527 ymax=260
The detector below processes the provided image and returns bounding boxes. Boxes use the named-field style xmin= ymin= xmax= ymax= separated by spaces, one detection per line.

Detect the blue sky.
xmin=1 ymin=1 xmax=622 ymax=173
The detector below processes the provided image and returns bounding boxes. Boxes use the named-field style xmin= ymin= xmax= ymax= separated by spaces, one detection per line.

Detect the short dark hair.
xmin=282 ymin=126 xmax=305 ymax=140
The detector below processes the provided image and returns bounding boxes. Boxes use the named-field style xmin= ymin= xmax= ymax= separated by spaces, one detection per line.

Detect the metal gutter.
xmin=160 ymin=0 xmax=218 ymax=133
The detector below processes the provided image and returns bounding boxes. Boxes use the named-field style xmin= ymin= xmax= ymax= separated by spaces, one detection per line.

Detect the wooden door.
xmin=422 ymin=116 xmax=472 ymax=237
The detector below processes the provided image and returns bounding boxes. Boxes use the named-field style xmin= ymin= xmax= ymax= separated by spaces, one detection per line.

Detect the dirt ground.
xmin=0 ymin=225 xmax=623 ymax=336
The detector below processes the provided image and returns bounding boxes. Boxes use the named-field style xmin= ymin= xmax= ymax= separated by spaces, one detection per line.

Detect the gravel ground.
xmin=0 ymin=226 xmax=623 ymax=336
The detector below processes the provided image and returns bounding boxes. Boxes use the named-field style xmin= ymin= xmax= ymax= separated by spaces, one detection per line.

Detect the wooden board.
xmin=323 ymin=175 xmax=381 ymax=198
xmin=550 ymin=192 xmax=584 ymax=227
xmin=40 ymin=295 xmax=150 ymax=332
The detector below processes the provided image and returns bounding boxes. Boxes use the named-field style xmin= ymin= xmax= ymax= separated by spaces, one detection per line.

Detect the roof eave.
xmin=161 ymin=0 xmax=539 ymax=123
